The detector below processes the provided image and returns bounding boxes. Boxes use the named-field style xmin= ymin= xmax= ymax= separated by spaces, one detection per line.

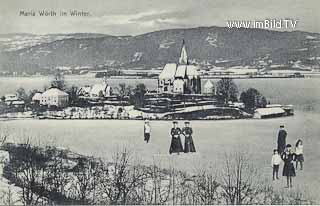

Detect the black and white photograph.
xmin=0 ymin=0 xmax=319 ymax=204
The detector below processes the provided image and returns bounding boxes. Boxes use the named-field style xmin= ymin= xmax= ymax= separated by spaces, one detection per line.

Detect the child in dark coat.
xmin=282 ymin=144 xmax=296 ymax=188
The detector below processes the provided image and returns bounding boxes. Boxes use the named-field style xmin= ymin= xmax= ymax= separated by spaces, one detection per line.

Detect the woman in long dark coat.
xmin=282 ymin=144 xmax=296 ymax=188
xmin=169 ymin=121 xmax=184 ymax=154
xmin=182 ymin=121 xmax=196 ymax=153
xmin=277 ymin=125 xmax=287 ymax=155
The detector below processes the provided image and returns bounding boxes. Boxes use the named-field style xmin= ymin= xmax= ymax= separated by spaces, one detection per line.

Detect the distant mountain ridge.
xmin=0 ymin=26 xmax=319 ymax=73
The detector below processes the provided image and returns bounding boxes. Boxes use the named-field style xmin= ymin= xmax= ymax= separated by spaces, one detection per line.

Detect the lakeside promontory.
xmin=0 ymin=41 xmax=294 ymax=121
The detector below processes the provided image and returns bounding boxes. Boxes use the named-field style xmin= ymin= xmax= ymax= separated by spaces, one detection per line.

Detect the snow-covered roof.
xmin=175 ymin=65 xmax=187 ymax=78
xmin=306 ymin=35 xmax=317 ymax=40
xmin=5 ymin=94 xmax=18 ymax=101
xmin=159 ymin=63 xmax=177 ymax=79
xmin=90 ymin=83 xmax=108 ymax=95
xmin=42 ymin=88 xmax=68 ymax=97
xmin=32 ymin=92 xmax=42 ymax=101
xmin=11 ymin=100 xmax=25 ymax=105
xmin=255 ymin=108 xmax=285 ymax=115
xmin=78 ymin=86 xmax=91 ymax=94
xmin=266 ymin=104 xmax=282 ymax=108
xmin=159 ymin=63 xmax=200 ymax=80
xmin=204 ymin=80 xmax=214 ymax=89
xmin=185 ymin=65 xmax=199 ymax=79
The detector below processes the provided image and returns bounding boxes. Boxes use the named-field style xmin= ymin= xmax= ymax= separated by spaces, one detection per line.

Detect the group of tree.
xmin=240 ymin=88 xmax=268 ymax=112
xmin=50 ymin=72 xmax=66 ymax=91
xmin=216 ymin=78 xmax=239 ymax=104
xmin=115 ymin=83 xmax=147 ymax=108
xmin=215 ymin=78 xmax=268 ymax=112
xmin=0 ymin=139 xmax=314 ymax=205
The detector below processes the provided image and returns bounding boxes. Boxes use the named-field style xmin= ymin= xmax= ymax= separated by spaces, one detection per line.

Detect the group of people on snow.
xmin=272 ymin=125 xmax=304 ymax=188
xmin=143 ymin=120 xmax=196 ymax=154
xmin=144 ymin=121 xmax=305 ymax=188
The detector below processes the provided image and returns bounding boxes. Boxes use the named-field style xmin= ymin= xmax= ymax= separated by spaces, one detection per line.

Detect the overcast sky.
xmin=0 ymin=0 xmax=319 ymax=35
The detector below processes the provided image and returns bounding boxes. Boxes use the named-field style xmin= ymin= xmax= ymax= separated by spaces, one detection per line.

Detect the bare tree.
xmin=68 ymin=156 xmax=102 ymax=204
xmin=44 ymin=146 xmax=70 ymax=203
xmin=0 ymin=125 xmax=9 ymax=147
xmin=192 ymin=168 xmax=221 ymax=204
xmin=98 ymin=148 xmax=148 ymax=204
xmin=220 ymin=152 xmax=261 ymax=205
xmin=3 ymin=137 xmax=50 ymax=205
xmin=216 ymin=78 xmax=239 ymax=104
xmin=140 ymin=163 xmax=172 ymax=205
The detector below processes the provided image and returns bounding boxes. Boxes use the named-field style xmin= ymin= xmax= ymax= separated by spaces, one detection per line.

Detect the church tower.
xmin=179 ymin=39 xmax=188 ymax=65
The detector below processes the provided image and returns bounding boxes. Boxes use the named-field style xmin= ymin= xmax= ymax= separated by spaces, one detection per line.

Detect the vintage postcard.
xmin=0 ymin=0 xmax=319 ymax=205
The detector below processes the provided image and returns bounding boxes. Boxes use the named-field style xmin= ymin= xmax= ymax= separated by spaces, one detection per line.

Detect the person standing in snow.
xmin=282 ymin=144 xmax=296 ymax=188
xmin=271 ymin=149 xmax=282 ymax=180
xmin=182 ymin=121 xmax=196 ymax=153
xmin=169 ymin=121 xmax=184 ymax=155
xmin=295 ymin=139 xmax=304 ymax=170
xmin=277 ymin=125 xmax=287 ymax=155
xmin=144 ymin=120 xmax=151 ymax=143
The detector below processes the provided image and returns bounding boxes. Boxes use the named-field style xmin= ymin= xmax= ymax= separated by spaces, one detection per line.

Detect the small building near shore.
xmin=158 ymin=40 xmax=201 ymax=94
xmin=204 ymin=80 xmax=215 ymax=94
xmin=90 ymin=83 xmax=112 ymax=97
xmin=4 ymin=94 xmax=19 ymax=105
xmin=77 ymin=86 xmax=91 ymax=97
xmin=253 ymin=107 xmax=285 ymax=119
xmin=39 ymin=88 xmax=69 ymax=108
xmin=31 ymin=92 xmax=42 ymax=104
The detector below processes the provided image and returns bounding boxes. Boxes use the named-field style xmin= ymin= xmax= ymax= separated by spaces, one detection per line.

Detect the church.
xmin=158 ymin=40 xmax=201 ymax=94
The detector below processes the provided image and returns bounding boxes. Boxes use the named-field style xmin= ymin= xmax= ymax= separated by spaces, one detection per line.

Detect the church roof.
xmin=185 ymin=65 xmax=199 ymax=79
xmin=159 ymin=63 xmax=177 ymax=79
xmin=159 ymin=40 xmax=199 ymax=80
xmin=175 ymin=65 xmax=187 ymax=78
xmin=159 ymin=64 xmax=200 ymax=80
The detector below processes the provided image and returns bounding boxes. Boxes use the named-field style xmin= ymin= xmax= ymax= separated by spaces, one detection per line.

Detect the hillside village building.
xmin=90 ymin=83 xmax=112 ymax=97
xmin=158 ymin=40 xmax=201 ymax=94
xmin=77 ymin=83 xmax=112 ymax=98
xmin=39 ymin=88 xmax=69 ymax=108
xmin=31 ymin=92 xmax=42 ymax=104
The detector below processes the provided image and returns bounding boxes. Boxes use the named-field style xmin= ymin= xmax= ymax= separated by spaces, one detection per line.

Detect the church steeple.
xmin=179 ymin=39 xmax=188 ymax=65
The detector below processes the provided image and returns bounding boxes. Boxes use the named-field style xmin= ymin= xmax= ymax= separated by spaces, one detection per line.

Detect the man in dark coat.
xmin=182 ymin=121 xmax=196 ymax=153
xmin=169 ymin=121 xmax=184 ymax=154
xmin=277 ymin=125 xmax=287 ymax=154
